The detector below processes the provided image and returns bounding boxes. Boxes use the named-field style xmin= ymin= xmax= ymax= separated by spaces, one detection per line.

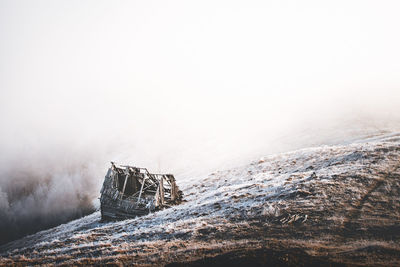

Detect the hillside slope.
xmin=1 ymin=133 xmax=400 ymax=266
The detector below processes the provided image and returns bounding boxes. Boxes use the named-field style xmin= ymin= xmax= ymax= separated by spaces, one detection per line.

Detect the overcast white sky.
xmin=1 ymin=0 xmax=400 ymax=176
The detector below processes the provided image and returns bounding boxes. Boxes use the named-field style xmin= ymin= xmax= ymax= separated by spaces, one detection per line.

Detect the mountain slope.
xmin=1 ymin=133 xmax=400 ymax=266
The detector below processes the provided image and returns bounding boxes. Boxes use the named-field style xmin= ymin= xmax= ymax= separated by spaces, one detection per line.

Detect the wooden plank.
xmin=155 ymin=184 xmax=160 ymax=207
xmin=160 ymin=176 xmax=165 ymax=206
xmin=171 ymin=180 xmax=176 ymax=201
xmin=137 ymin=176 xmax=147 ymax=204
xmin=121 ymin=174 xmax=129 ymax=197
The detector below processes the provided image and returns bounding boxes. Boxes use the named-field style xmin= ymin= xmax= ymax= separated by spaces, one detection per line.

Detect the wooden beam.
xmin=160 ymin=176 xmax=165 ymax=206
xmin=154 ymin=184 xmax=160 ymax=207
xmin=171 ymin=180 xmax=176 ymax=201
xmin=137 ymin=176 xmax=146 ymax=204
xmin=121 ymin=174 xmax=129 ymax=199
xmin=114 ymin=172 xmax=119 ymax=189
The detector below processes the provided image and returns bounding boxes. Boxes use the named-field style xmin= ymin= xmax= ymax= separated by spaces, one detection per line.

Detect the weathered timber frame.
xmin=100 ymin=162 xmax=182 ymax=220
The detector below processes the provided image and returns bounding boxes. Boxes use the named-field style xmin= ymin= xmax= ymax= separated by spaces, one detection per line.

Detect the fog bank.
xmin=1 ymin=0 xmax=400 ymax=245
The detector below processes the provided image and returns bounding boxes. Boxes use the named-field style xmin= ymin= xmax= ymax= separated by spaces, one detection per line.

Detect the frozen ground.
xmin=1 ymin=133 xmax=400 ymax=266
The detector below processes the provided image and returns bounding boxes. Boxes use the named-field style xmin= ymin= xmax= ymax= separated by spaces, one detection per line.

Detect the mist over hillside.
xmin=2 ymin=132 xmax=400 ymax=266
xmin=1 ymin=0 xmax=400 ymax=247
xmin=0 ymin=102 xmax=399 ymax=245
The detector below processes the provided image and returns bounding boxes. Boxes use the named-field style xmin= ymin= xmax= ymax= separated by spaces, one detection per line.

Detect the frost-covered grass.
xmin=1 ymin=132 xmax=400 ymax=266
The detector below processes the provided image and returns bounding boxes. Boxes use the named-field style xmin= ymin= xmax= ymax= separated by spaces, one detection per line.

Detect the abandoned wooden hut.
xmin=100 ymin=162 xmax=183 ymax=220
